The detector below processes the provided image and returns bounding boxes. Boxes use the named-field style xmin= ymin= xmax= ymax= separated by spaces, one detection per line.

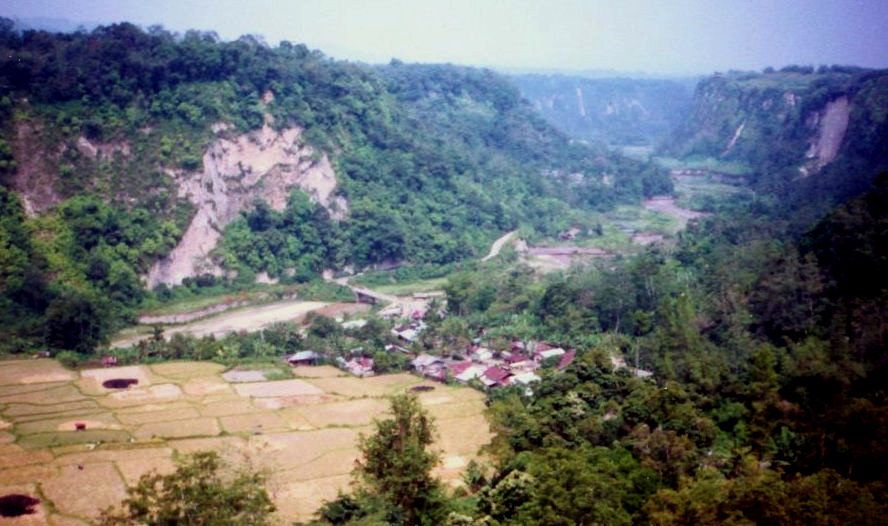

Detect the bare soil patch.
xmin=150 ymin=361 xmax=225 ymax=380
xmin=272 ymin=475 xmax=351 ymax=523
xmin=313 ymin=302 xmax=371 ymax=319
xmin=295 ymin=398 xmax=390 ymax=428
xmin=234 ymin=379 xmax=325 ymax=398
xmin=0 ymin=359 xmax=74 ymax=385
xmin=304 ymin=373 xmax=421 ymax=398
xmin=435 ymin=414 xmax=494 ymax=455
xmin=3 ymin=400 xmax=99 ymax=418
xmin=116 ymin=456 xmax=177 ymax=486
xmin=41 ymin=462 xmax=127 ymax=519
xmin=163 ymin=300 xmax=329 ymax=340
xmin=182 ymin=378 xmax=231 ymax=396
xmin=116 ymin=406 xmax=201 ymax=426
xmin=219 ymin=412 xmax=289 ymax=434
xmin=0 ymin=384 xmax=85 ymax=405
xmin=199 ymin=399 xmax=257 ymax=417
xmin=252 ymin=394 xmax=336 ymax=409
xmin=222 ymin=370 xmax=267 ymax=383
xmin=0 ymin=448 xmax=52 ymax=469
xmin=167 ymin=436 xmax=245 ymax=455
xmin=290 ymin=365 xmax=344 ymax=378
xmin=102 ymin=384 xmax=183 ymax=407
xmin=247 ymin=428 xmax=358 ymax=473
xmin=0 ymin=465 xmax=56 ymax=486
xmin=0 ymin=360 xmax=75 ymax=386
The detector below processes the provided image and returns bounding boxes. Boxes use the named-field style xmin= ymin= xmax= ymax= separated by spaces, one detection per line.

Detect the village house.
xmin=454 ymin=362 xmax=488 ymax=383
xmin=392 ymin=319 xmax=426 ymax=343
xmin=286 ymin=350 xmax=320 ymax=366
xmin=338 ymin=356 xmax=374 ymax=377
xmin=411 ymin=354 xmax=448 ymax=381
xmin=101 ymin=356 xmax=118 ymax=367
xmin=557 ymin=349 xmax=577 ymax=370
xmin=481 ymin=366 xmax=511 ymax=388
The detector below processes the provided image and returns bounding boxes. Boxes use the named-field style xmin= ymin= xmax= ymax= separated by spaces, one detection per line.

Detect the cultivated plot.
xmin=0 ymin=359 xmax=491 ymax=523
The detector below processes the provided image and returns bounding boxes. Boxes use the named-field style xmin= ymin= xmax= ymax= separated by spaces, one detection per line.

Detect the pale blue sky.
xmin=2 ymin=0 xmax=886 ymax=75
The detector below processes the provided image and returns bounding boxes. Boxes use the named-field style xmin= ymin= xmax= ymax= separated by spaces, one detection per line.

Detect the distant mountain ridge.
xmin=510 ymin=74 xmax=695 ymax=146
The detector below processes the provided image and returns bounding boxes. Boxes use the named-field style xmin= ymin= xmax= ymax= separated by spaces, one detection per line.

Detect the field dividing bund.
xmin=0 ymin=359 xmax=492 ymax=524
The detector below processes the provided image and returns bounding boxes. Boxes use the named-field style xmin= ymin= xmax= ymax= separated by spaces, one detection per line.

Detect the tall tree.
xmin=354 ymin=393 xmax=446 ymax=525
xmin=98 ymin=451 xmax=275 ymax=526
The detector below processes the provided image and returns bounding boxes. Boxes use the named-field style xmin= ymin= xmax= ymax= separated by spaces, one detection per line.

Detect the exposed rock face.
xmin=11 ymin=121 xmax=61 ymax=216
xmin=803 ymin=96 xmax=850 ymax=173
xmin=75 ymin=136 xmax=131 ymax=160
xmin=146 ymin=124 xmax=347 ymax=287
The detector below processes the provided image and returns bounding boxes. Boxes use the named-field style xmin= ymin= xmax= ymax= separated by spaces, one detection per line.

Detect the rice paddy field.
xmin=0 ymin=359 xmax=492 ymax=524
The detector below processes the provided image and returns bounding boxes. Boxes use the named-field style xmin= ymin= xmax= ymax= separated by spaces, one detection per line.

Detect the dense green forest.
xmin=289 ymin=175 xmax=888 ymax=525
xmin=0 ymin=20 xmax=668 ymax=353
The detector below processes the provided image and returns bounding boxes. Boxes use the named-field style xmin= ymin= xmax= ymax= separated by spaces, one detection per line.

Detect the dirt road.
xmin=112 ymin=300 xmax=330 ymax=348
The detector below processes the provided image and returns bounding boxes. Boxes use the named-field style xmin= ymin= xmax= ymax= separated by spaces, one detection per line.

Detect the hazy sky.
xmin=2 ymin=0 xmax=887 ymax=75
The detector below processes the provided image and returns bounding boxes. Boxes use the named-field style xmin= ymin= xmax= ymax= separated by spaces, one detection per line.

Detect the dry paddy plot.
xmin=304 ymin=373 xmax=422 ymax=397
xmin=77 ymin=365 xmax=154 ymax=396
xmin=291 ymin=365 xmax=345 ymax=378
xmin=0 ymin=359 xmax=75 ymax=385
xmin=134 ymin=417 xmax=220 ymax=440
xmin=0 ymin=359 xmax=493 ymax=522
xmin=42 ymin=462 xmax=127 ymax=519
xmin=234 ymin=379 xmax=325 ymax=398
xmin=149 ymin=361 xmax=225 ymax=380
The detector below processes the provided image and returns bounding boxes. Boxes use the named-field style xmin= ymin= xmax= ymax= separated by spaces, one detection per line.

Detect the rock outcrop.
xmin=147 ymin=124 xmax=347 ymax=287
xmin=802 ymin=95 xmax=849 ymax=175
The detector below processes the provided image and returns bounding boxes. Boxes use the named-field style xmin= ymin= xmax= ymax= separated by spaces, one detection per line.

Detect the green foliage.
xmin=44 ymin=286 xmax=113 ymax=353
xmin=220 ymin=191 xmax=336 ymax=280
xmin=353 ymin=393 xmax=447 ymax=525
xmin=98 ymin=450 xmax=275 ymax=526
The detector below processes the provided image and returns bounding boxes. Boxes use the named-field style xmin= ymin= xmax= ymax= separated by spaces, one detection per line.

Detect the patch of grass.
xmin=372 ymin=277 xmax=449 ymax=296
xmin=654 ymin=155 xmax=753 ymax=175
xmin=17 ymin=429 xmax=132 ymax=449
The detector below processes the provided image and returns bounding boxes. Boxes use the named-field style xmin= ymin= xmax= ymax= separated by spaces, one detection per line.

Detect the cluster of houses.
xmin=411 ymin=340 xmax=576 ymax=392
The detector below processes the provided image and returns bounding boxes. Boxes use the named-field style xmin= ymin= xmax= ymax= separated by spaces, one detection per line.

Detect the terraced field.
xmin=0 ymin=359 xmax=491 ymax=524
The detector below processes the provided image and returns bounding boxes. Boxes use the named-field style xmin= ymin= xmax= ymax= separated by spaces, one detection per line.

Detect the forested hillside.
xmin=299 ymin=175 xmax=888 ymax=525
xmin=662 ymin=67 xmax=888 ymax=213
xmin=511 ymin=74 xmax=694 ymax=146
xmin=0 ymin=20 xmax=669 ymax=352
